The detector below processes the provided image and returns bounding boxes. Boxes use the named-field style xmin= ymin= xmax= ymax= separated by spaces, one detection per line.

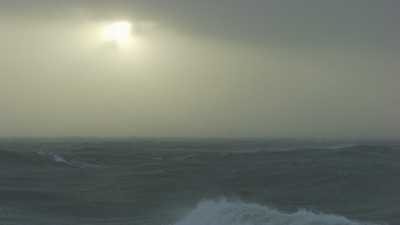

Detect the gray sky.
xmin=0 ymin=0 xmax=399 ymax=138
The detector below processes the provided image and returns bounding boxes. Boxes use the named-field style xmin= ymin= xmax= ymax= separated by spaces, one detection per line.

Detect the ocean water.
xmin=0 ymin=138 xmax=399 ymax=225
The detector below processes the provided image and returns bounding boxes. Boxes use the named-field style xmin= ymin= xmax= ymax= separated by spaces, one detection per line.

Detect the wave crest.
xmin=173 ymin=200 xmax=377 ymax=225
xmin=38 ymin=151 xmax=100 ymax=168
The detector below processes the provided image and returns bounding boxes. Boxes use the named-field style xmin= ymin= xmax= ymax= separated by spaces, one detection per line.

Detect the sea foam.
xmin=173 ymin=199 xmax=377 ymax=225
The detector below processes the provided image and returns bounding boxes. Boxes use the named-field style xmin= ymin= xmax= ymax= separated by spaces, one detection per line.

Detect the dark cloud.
xmin=0 ymin=0 xmax=399 ymax=138
xmin=2 ymin=0 xmax=399 ymax=48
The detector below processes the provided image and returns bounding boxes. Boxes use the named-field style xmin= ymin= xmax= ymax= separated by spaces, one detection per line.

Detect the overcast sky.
xmin=0 ymin=0 xmax=399 ymax=138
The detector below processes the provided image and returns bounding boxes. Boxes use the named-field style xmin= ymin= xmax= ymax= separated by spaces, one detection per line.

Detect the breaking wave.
xmin=37 ymin=151 xmax=100 ymax=168
xmin=0 ymin=150 xmax=99 ymax=168
xmin=173 ymin=200 xmax=378 ymax=225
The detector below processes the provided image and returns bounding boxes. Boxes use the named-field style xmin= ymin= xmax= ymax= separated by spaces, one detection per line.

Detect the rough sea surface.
xmin=0 ymin=138 xmax=399 ymax=225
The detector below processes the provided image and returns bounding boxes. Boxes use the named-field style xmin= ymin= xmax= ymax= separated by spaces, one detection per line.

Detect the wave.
xmin=42 ymin=151 xmax=71 ymax=164
xmin=0 ymin=149 xmax=99 ymax=169
xmin=37 ymin=151 xmax=101 ymax=168
xmin=173 ymin=200 xmax=378 ymax=225
xmin=323 ymin=144 xmax=360 ymax=150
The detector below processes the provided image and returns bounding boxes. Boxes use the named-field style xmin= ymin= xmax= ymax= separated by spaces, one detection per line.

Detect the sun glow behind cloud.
xmin=1 ymin=4 xmax=399 ymax=138
xmin=101 ymin=21 xmax=135 ymax=49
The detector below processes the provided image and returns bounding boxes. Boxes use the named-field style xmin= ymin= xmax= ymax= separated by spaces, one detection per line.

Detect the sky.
xmin=0 ymin=0 xmax=399 ymax=138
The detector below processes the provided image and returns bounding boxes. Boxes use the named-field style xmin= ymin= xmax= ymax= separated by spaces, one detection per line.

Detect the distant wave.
xmin=0 ymin=150 xmax=99 ymax=169
xmin=38 ymin=151 xmax=101 ymax=168
xmin=42 ymin=152 xmax=71 ymax=164
xmin=0 ymin=149 xmax=47 ymax=165
xmin=323 ymin=144 xmax=360 ymax=150
xmin=173 ymin=199 xmax=378 ymax=225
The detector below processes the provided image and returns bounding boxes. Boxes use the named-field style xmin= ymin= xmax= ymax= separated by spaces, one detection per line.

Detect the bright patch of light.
xmin=101 ymin=21 xmax=133 ymax=47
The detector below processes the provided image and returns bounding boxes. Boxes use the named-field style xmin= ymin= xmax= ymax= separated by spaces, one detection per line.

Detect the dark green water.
xmin=0 ymin=138 xmax=398 ymax=225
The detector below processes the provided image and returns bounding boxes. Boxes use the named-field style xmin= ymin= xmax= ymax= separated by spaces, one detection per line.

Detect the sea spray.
xmin=173 ymin=199 xmax=376 ymax=225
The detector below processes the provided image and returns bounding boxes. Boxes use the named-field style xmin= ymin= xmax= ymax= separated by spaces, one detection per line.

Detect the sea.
xmin=0 ymin=138 xmax=399 ymax=225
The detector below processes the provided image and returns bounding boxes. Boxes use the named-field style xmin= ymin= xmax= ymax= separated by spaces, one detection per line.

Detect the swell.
xmin=0 ymin=149 xmax=99 ymax=168
xmin=0 ymin=150 xmax=49 ymax=166
xmin=173 ymin=199 xmax=379 ymax=225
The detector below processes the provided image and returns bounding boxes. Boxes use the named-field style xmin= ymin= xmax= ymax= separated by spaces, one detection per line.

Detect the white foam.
xmin=51 ymin=153 xmax=69 ymax=164
xmin=37 ymin=151 xmax=100 ymax=168
xmin=172 ymin=199 xmax=378 ymax=225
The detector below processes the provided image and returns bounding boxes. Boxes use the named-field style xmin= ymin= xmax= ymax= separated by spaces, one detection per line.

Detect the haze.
xmin=1 ymin=0 xmax=399 ymax=138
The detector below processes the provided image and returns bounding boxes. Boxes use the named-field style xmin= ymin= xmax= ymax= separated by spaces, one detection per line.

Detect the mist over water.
xmin=1 ymin=1 xmax=400 ymax=139
xmin=0 ymin=138 xmax=398 ymax=225
xmin=1 ymin=1 xmax=399 ymax=225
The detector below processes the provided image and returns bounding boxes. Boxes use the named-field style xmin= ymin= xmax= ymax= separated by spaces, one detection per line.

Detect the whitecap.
xmin=37 ymin=151 xmax=100 ymax=168
xmin=172 ymin=199 xmax=379 ymax=225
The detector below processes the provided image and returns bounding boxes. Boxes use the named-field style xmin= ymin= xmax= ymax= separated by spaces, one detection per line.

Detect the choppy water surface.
xmin=0 ymin=138 xmax=399 ymax=225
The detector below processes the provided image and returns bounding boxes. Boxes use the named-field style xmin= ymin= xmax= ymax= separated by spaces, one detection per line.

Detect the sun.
xmin=101 ymin=21 xmax=133 ymax=47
